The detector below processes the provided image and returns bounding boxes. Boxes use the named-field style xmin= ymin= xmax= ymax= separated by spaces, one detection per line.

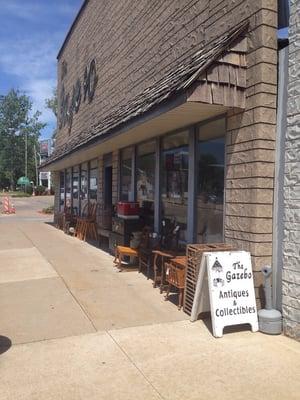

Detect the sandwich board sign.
xmin=191 ymin=251 xmax=258 ymax=338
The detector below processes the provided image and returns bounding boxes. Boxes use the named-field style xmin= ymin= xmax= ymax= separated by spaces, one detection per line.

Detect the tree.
xmin=45 ymin=88 xmax=58 ymax=141
xmin=0 ymin=90 xmax=45 ymax=189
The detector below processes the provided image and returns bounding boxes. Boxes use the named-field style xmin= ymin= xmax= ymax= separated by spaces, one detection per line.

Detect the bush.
xmin=24 ymin=185 xmax=33 ymax=195
xmin=11 ymin=192 xmax=31 ymax=198
xmin=35 ymin=185 xmax=46 ymax=196
xmin=42 ymin=205 xmax=54 ymax=214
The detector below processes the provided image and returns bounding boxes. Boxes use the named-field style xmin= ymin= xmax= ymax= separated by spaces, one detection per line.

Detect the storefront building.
xmin=42 ymin=0 xmax=278 ymax=309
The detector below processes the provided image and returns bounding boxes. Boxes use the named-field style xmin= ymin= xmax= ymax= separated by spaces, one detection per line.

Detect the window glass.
xmin=89 ymin=159 xmax=98 ymax=203
xmin=72 ymin=166 xmax=79 ymax=215
xmin=80 ymin=162 xmax=88 ymax=215
xmin=59 ymin=171 xmax=65 ymax=211
xmin=120 ymin=147 xmax=133 ymax=201
xmin=65 ymin=168 xmax=72 ymax=208
xmin=197 ymin=118 xmax=225 ymax=243
xmin=137 ymin=141 xmax=155 ymax=227
xmin=161 ymin=131 xmax=189 ymax=243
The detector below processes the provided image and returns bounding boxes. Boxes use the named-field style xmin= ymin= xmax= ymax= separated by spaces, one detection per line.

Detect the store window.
xmin=120 ymin=147 xmax=133 ymax=201
xmin=137 ymin=140 xmax=155 ymax=227
xmin=80 ymin=162 xmax=88 ymax=214
xmin=72 ymin=166 xmax=79 ymax=215
xmin=197 ymin=118 xmax=225 ymax=243
xmin=59 ymin=171 xmax=65 ymax=211
xmin=65 ymin=168 xmax=72 ymax=208
xmin=161 ymin=130 xmax=189 ymax=243
xmin=89 ymin=159 xmax=98 ymax=203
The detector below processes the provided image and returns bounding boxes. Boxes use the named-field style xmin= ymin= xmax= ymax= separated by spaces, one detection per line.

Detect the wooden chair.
xmin=164 ymin=256 xmax=187 ymax=310
xmin=151 ymin=219 xmax=181 ymax=292
xmin=114 ymin=226 xmax=151 ymax=271
xmin=75 ymin=202 xmax=98 ymax=241
xmin=138 ymin=227 xmax=156 ymax=279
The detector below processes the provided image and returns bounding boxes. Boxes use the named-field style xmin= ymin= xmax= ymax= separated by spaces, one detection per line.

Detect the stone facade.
xmin=54 ymin=0 xmax=278 ymax=305
xmin=282 ymin=0 xmax=300 ymax=341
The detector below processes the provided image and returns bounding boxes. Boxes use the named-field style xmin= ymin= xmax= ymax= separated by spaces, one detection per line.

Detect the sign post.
xmin=191 ymin=251 xmax=258 ymax=338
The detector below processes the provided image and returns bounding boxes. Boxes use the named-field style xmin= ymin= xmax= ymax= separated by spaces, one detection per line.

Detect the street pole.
xmin=34 ymin=145 xmax=39 ymax=186
xmin=24 ymin=130 xmax=28 ymax=193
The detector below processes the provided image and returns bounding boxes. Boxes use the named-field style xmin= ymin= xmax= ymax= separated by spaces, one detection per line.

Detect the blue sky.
xmin=0 ymin=0 xmax=83 ymax=139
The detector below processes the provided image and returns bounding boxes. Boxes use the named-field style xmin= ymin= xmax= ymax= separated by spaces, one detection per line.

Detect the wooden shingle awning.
xmin=42 ymin=21 xmax=248 ymax=170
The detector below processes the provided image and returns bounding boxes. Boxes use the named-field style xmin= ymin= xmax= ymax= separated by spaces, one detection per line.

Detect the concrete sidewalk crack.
xmin=106 ymin=330 xmax=166 ymax=400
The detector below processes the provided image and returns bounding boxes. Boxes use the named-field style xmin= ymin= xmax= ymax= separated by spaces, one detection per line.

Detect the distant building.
xmin=39 ymin=139 xmax=52 ymax=189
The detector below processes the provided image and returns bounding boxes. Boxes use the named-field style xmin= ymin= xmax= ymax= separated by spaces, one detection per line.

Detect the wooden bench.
xmin=113 ymin=246 xmax=139 ymax=270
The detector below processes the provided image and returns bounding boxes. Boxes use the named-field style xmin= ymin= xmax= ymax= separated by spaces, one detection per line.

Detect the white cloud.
xmin=0 ymin=36 xmax=58 ymax=126
xmin=24 ymin=79 xmax=57 ymax=125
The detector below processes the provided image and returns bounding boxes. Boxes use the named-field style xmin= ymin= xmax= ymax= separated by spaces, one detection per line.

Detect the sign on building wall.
xmin=40 ymin=140 xmax=51 ymax=156
xmin=191 ymin=251 xmax=258 ymax=338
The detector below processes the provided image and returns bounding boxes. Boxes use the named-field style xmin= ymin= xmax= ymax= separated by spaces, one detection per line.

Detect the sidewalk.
xmin=0 ymin=214 xmax=299 ymax=399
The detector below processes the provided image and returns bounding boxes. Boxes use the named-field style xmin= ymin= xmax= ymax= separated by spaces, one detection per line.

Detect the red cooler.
xmin=117 ymin=202 xmax=139 ymax=217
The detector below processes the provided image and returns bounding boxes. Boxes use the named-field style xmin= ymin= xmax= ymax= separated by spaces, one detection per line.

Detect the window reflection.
xmin=137 ymin=141 xmax=155 ymax=227
xmin=65 ymin=168 xmax=72 ymax=208
xmin=197 ymin=119 xmax=225 ymax=243
xmin=59 ymin=171 xmax=65 ymax=211
xmin=80 ymin=162 xmax=88 ymax=215
xmin=120 ymin=147 xmax=133 ymax=201
xmin=72 ymin=166 xmax=79 ymax=215
xmin=162 ymin=131 xmax=189 ymax=243
xmin=89 ymin=159 xmax=98 ymax=203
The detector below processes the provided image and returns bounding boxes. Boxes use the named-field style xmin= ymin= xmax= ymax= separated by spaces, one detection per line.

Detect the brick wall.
xmin=225 ymin=2 xmax=277 ymax=305
xmin=282 ymin=0 xmax=300 ymax=340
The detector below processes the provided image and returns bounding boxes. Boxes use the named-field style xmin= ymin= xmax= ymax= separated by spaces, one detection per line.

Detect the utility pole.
xmin=25 ymin=130 xmax=28 ymax=178
xmin=34 ymin=145 xmax=39 ymax=186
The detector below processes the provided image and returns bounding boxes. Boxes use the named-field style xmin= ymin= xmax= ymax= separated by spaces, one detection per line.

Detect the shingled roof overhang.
xmin=42 ymin=21 xmax=248 ymax=171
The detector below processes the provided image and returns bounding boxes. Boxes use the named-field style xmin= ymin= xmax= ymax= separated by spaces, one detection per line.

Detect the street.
xmin=0 ymin=197 xmax=299 ymax=400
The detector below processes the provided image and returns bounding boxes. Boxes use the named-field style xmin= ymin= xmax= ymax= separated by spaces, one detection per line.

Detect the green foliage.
xmin=0 ymin=90 xmax=45 ymax=189
xmin=10 ymin=192 xmax=31 ymax=198
xmin=35 ymin=185 xmax=46 ymax=195
xmin=42 ymin=205 xmax=54 ymax=214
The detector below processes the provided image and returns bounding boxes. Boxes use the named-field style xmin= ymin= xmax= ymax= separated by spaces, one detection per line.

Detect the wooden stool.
xmin=114 ymin=246 xmax=139 ymax=270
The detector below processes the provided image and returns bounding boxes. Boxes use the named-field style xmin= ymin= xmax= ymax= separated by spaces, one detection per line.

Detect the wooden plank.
xmin=229 ymin=65 xmax=237 ymax=86
xmin=211 ymin=82 xmax=223 ymax=105
xmin=222 ymin=52 xmax=241 ymax=66
xmin=229 ymin=37 xmax=247 ymax=53
xmin=206 ymin=64 xmax=219 ymax=82
xmin=239 ymin=53 xmax=247 ymax=67
xmin=236 ymin=68 xmax=247 ymax=88
xmin=187 ymin=81 xmax=213 ymax=104
xmin=217 ymin=64 xmax=230 ymax=84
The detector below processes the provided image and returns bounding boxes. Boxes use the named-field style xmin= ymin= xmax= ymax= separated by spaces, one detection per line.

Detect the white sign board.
xmin=191 ymin=251 xmax=258 ymax=338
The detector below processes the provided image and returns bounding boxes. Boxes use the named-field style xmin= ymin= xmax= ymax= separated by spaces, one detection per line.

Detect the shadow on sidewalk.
xmin=0 ymin=335 xmax=12 ymax=355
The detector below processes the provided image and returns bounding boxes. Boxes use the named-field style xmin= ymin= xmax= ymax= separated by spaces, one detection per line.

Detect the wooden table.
xmin=152 ymin=250 xmax=176 ymax=292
